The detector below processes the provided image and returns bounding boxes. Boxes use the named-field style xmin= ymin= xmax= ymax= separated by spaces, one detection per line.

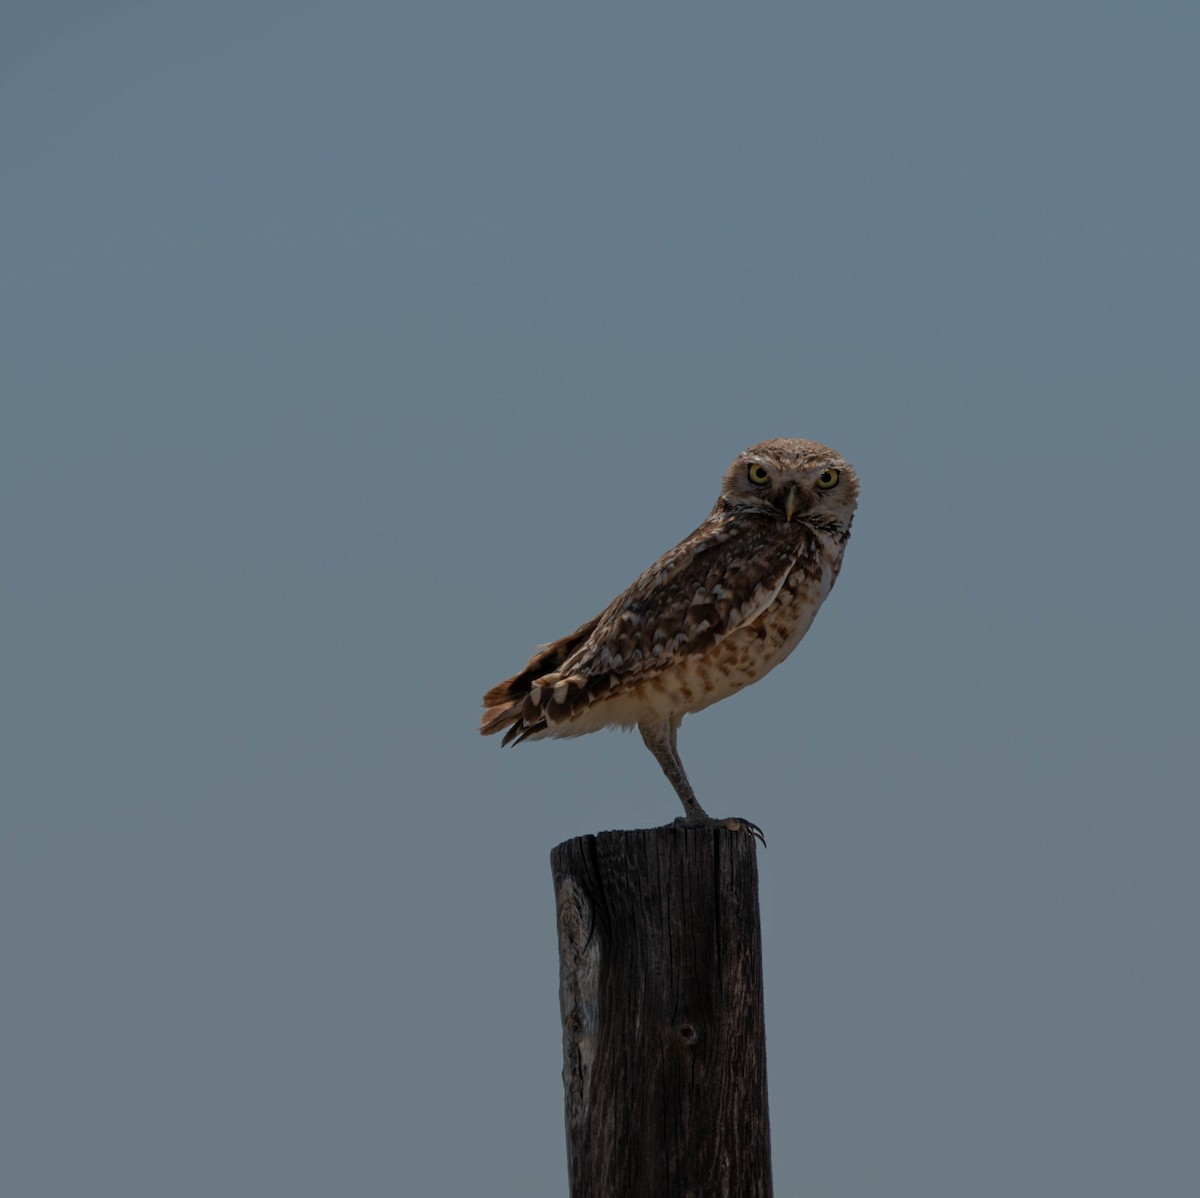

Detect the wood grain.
xmin=552 ymin=827 xmax=772 ymax=1198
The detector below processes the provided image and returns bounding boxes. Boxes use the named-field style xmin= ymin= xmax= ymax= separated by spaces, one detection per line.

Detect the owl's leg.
xmin=638 ymin=719 xmax=765 ymax=845
xmin=640 ymin=718 xmax=710 ymax=822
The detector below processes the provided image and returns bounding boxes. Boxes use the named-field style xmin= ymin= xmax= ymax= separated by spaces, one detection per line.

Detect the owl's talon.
xmin=671 ymin=814 xmax=766 ymax=847
xmin=719 ymin=817 xmax=766 ymax=847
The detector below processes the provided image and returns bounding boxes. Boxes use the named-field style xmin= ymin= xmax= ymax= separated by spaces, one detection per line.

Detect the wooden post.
xmin=551 ymin=827 xmax=772 ymax=1198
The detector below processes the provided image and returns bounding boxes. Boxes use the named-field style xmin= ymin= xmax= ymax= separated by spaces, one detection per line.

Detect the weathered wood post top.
xmin=551 ymin=825 xmax=772 ymax=1198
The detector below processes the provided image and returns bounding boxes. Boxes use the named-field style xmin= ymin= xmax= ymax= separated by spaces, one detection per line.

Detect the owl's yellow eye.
xmin=815 ymin=468 xmax=840 ymax=490
xmin=747 ymin=463 xmax=770 ymax=485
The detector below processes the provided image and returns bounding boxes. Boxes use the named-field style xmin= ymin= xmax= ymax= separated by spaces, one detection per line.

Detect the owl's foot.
xmin=672 ymin=813 xmax=766 ymax=847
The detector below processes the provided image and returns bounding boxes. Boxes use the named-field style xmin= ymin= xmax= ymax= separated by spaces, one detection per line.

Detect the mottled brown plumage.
xmin=481 ymin=438 xmax=859 ymax=836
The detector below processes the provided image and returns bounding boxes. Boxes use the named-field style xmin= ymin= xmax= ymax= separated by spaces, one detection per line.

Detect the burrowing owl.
xmin=480 ymin=438 xmax=859 ymax=840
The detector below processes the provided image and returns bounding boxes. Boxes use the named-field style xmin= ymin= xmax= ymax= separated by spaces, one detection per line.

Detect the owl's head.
xmin=719 ymin=438 xmax=859 ymax=529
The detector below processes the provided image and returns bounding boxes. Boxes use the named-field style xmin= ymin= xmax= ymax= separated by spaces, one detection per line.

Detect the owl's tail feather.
xmin=478 ymin=697 xmax=545 ymax=745
xmin=479 ymin=614 xmax=601 ymax=745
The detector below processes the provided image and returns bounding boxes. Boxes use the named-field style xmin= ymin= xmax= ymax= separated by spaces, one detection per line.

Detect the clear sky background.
xmin=4 ymin=3 xmax=1197 ymax=1195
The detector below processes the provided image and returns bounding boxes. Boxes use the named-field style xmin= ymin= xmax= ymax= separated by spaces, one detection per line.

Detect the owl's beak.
xmin=783 ymin=486 xmax=801 ymax=523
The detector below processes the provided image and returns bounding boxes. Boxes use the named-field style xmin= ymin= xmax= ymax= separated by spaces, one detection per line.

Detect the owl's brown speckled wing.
xmin=481 ymin=510 xmax=810 ymax=744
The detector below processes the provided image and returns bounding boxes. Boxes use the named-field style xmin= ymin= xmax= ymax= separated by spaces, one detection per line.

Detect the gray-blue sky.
xmin=4 ymin=3 xmax=1197 ymax=1194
